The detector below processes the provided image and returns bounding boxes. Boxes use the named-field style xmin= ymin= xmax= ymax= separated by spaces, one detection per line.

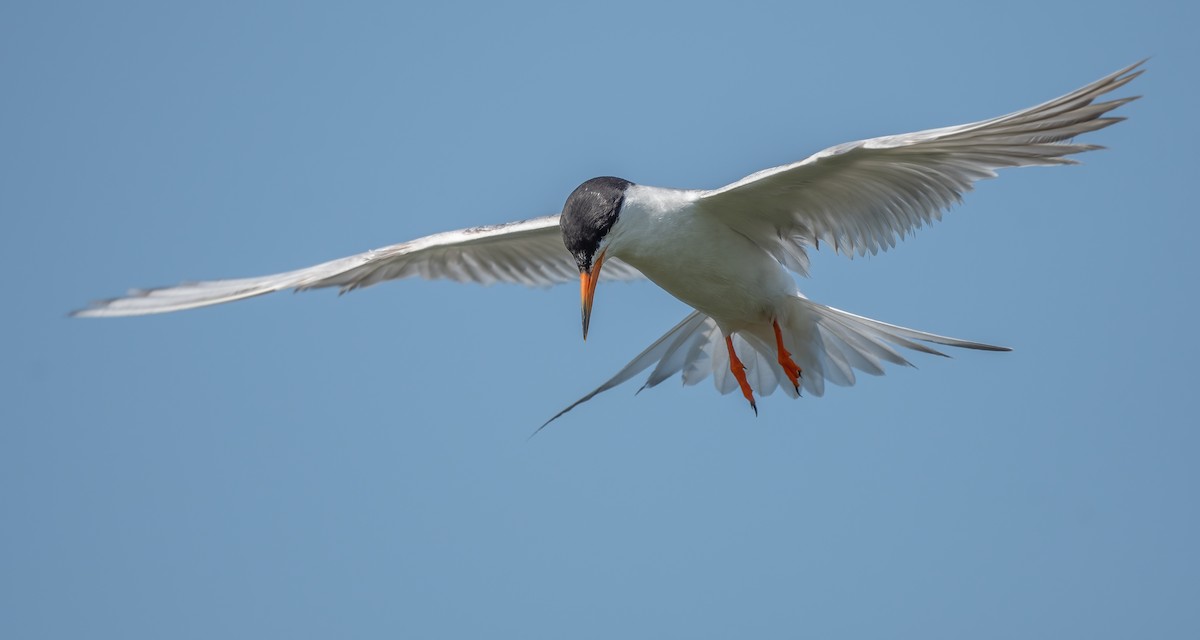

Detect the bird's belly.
xmin=616 ymin=222 xmax=796 ymax=332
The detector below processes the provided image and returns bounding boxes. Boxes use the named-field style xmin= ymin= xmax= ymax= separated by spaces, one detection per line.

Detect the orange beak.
xmin=580 ymin=249 xmax=606 ymax=340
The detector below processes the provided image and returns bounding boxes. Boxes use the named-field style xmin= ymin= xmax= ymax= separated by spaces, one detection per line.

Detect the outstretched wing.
xmin=695 ymin=61 xmax=1143 ymax=275
xmin=73 ymin=214 xmax=643 ymax=318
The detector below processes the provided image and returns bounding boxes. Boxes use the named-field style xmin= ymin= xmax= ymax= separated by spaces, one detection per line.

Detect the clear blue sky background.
xmin=3 ymin=2 xmax=1197 ymax=638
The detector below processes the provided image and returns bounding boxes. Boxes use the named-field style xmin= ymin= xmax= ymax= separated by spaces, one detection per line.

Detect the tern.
xmin=74 ymin=61 xmax=1142 ymax=428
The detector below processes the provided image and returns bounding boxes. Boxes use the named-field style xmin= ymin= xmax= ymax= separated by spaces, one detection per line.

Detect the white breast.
xmin=608 ymin=185 xmax=799 ymax=334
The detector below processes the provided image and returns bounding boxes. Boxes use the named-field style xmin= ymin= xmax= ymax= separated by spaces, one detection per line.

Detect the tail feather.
xmin=536 ymin=296 xmax=1009 ymax=432
xmin=816 ymin=304 xmax=1010 ymax=352
xmin=641 ymin=316 xmax=715 ymax=390
xmin=531 ymin=311 xmax=712 ymax=436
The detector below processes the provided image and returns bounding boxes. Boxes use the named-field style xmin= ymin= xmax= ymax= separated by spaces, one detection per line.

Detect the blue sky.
xmin=3 ymin=1 xmax=1197 ymax=638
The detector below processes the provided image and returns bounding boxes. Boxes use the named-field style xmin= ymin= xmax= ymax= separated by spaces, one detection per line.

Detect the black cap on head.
xmin=560 ymin=177 xmax=632 ymax=272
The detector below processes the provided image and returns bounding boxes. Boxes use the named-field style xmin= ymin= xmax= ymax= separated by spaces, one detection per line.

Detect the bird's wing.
xmin=694 ymin=61 xmax=1143 ymax=275
xmin=537 ymin=298 xmax=1009 ymax=432
xmin=73 ymin=214 xmax=643 ymax=318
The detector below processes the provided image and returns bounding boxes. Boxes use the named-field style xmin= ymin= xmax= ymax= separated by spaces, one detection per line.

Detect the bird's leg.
xmin=773 ymin=319 xmax=803 ymax=394
xmin=724 ymin=335 xmax=757 ymax=416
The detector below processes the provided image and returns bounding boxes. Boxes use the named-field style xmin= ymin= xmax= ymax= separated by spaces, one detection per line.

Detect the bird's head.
xmin=559 ymin=176 xmax=633 ymax=340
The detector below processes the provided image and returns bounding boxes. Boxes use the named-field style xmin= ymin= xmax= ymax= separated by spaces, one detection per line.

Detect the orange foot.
xmin=773 ymin=319 xmax=803 ymax=394
xmin=725 ymin=335 xmax=757 ymax=416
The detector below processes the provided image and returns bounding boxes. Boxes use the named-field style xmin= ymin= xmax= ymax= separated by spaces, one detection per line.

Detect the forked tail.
xmin=536 ymin=296 xmax=1008 ymax=433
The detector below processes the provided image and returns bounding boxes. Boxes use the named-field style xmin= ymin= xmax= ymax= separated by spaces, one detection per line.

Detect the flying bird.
xmin=74 ymin=62 xmax=1143 ymax=428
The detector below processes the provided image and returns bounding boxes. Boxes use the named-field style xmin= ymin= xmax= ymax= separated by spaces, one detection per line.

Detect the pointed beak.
xmin=580 ymin=249 xmax=606 ymax=341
